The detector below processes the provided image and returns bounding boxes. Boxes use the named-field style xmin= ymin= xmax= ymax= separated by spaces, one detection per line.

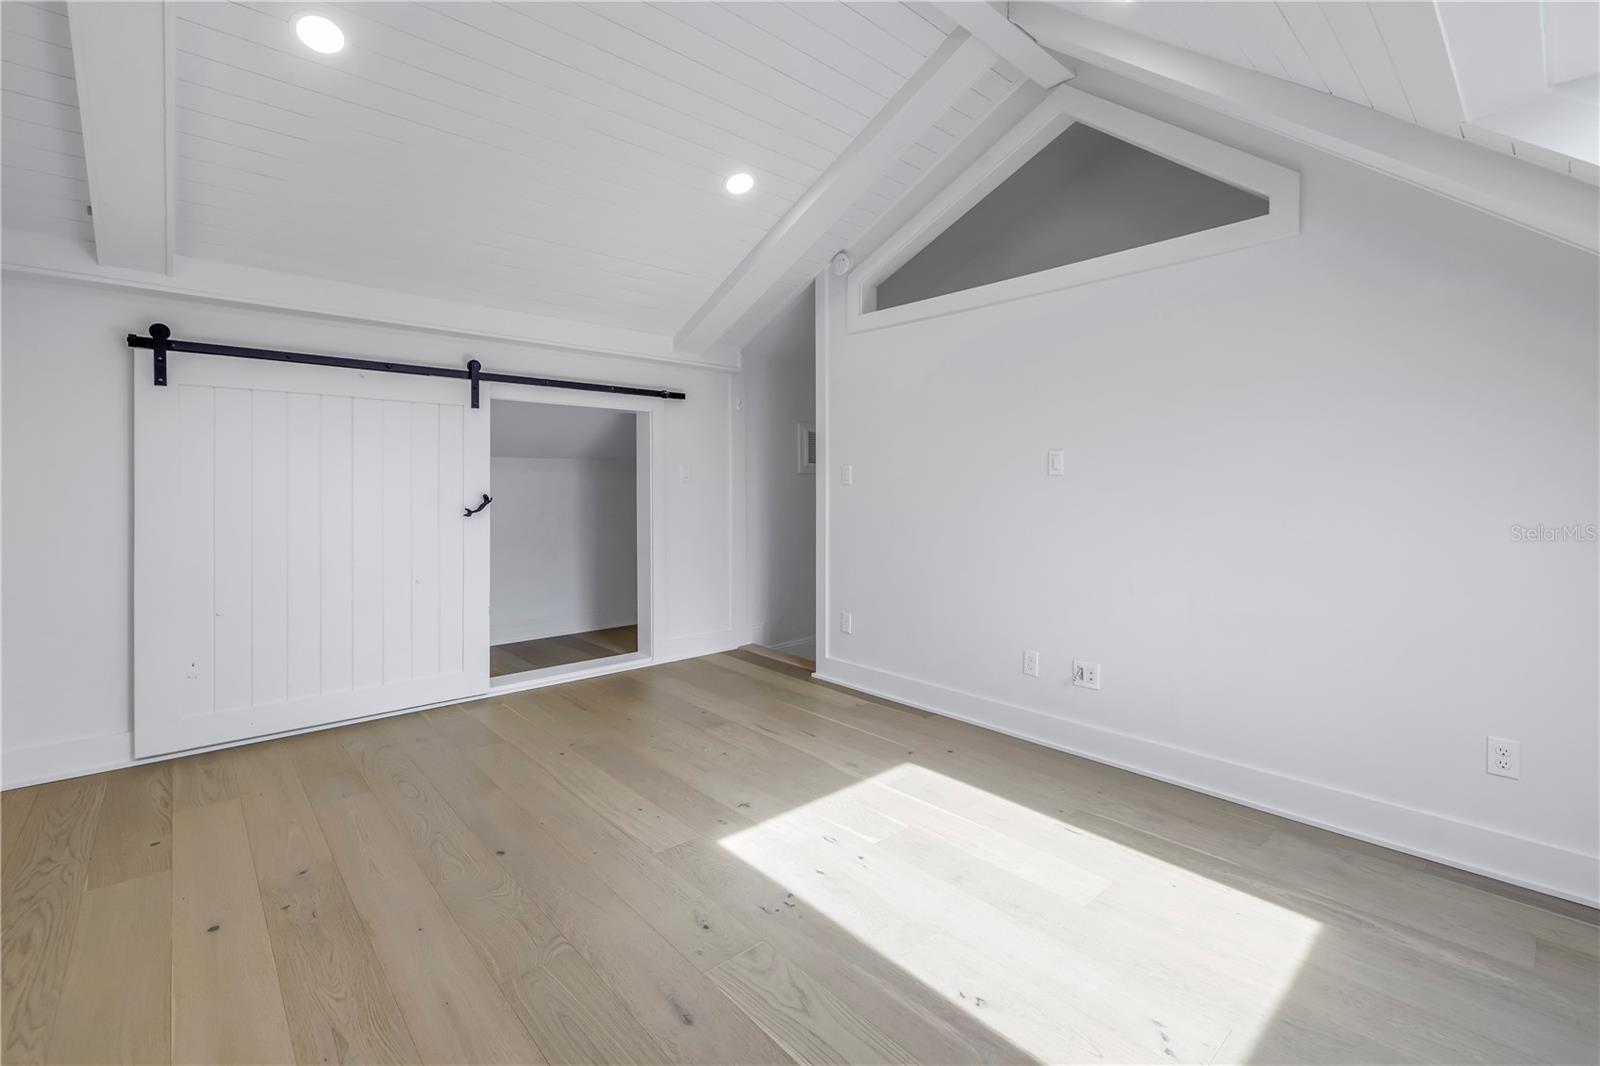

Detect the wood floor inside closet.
xmin=490 ymin=625 xmax=640 ymax=677
xmin=3 ymin=649 xmax=1596 ymax=1065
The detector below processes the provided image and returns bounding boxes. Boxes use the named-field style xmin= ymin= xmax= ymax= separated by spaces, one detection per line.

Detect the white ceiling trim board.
xmin=675 ymin=29 xmax=999 ymax=354
xmin=65 ymin=0 xmax=174 ymax=273
xmin=844 ymin=75 xmax=1047 ymax=280
xmin=2 ymin=228 xmax=740 ymax=372
xmin=1009 ymin=4 xmax=1599 ymax=254
xmin=932 ymin=2 xmax=1073 ymax=88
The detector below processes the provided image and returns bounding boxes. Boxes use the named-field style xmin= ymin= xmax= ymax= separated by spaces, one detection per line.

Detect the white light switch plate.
xmin=841 ymin=464 xmax=854 ymax=485
xmin=1047 ymin=449 xmax=1065 ymax=476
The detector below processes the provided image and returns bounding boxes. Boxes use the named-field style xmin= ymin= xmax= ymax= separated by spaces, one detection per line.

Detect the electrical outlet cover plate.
xmin=1023 ymin=649 xmax=1040 ymax=677
xmin=1072 ymin=660 xmax=1100 ymax=690
xmin=1486 ymin=736 xmax=1519 ymax=779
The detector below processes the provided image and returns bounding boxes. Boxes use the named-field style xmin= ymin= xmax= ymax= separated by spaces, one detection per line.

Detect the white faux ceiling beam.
xmin=1 ymin=229 xmax=739 ymax=371
xmin=1009 ymin=3 xmax=1598 ymax=254
xmin=1433 ymin=1 xmax=1548 ymax=122
xmin=675 ymin=30 xmax=997 ymax=354
xmin=1364 ymin=2 xmax=1465 ymax=133
xmin=66 ymin=1 xmax=174 ymax=273
xmin=932 ymin=2 xmax=1072 ymax=88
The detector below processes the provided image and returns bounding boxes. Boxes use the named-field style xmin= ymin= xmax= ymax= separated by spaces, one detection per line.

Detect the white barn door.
xmin=133 ymin=352 xmax=489 ymax=757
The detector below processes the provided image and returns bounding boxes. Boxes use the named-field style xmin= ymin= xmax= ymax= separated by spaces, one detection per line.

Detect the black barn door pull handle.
xmin=464 ymin=494 xmax=492 ymax=518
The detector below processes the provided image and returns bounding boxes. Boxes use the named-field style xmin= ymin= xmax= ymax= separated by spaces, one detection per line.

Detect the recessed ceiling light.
xmin=295 ymin=14 xmax=344 ymax=54
xmin=725 ymin=172 xmax=755 ymax=195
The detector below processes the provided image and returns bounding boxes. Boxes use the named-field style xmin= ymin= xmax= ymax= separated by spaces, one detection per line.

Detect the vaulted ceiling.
xmin=1031 ymin=1 xmax=1599 ymax=184
xmin=2 ymin=2 xmax=1594 ymax=370
xmin=1 ymin=1 xmax=1026 ymax=358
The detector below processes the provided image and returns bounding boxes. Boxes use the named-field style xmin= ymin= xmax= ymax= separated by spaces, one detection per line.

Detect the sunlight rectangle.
xmin=719 ymin=764 xmax=1322 ymax=1064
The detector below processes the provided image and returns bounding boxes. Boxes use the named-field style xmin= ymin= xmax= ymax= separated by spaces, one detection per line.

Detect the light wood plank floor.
xmin=4 ymin=650 xmax=1596 ymax=1065
xmin=491 ymin=626 xmax=639 ymax=678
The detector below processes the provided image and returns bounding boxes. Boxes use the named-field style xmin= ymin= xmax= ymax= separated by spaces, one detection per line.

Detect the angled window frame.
xmin=847 ymin=84 xmax=1301 ymax=333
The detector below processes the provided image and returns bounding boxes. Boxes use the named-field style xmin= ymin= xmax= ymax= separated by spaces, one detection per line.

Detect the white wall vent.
xmin=798 ymin=423 xmax=817 ymax=474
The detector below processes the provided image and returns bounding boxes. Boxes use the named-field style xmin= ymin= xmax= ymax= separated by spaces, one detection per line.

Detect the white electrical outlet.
xmin=840 ymin=612 xmax=853 ymax=635
xmin=1046 ymin=449 xmax=1065 ymax=476
xmin=1023 ymin=649 xmax=1040 ymax=677
xmin=841 ymin=464 xmax=854 ymax=485
xmin=1072 ymin=660 xmax=1100 ymax=690
xmin=1486 ymin=736 xmax=1520 ymax=779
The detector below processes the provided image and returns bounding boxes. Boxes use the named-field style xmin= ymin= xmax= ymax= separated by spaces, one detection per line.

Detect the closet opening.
xmin=488 ymin=397 xmax=648 ymax=683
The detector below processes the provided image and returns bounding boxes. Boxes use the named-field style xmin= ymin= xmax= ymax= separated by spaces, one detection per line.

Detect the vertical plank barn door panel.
xmin=134 ymin=353 xmax=489 ymax=757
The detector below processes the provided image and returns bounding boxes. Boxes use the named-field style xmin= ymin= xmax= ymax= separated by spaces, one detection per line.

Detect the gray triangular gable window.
xmin=876 ymin=124 xmax=1270 ymax=311
xmin=849 ymin=87 xmax=1299 ymax=329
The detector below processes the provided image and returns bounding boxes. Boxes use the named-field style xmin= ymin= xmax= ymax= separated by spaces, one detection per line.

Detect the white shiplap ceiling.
xmin=1055 ymin=1 xmax=1599 ymax=184
xmin=1 ymin=2 xmax=91 ymax=243
xmin=2 ymin=0 xmax=1021 ymax=348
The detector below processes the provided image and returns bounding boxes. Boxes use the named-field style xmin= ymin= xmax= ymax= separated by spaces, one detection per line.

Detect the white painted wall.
xmin=490 ymin=401 xmax=637 ymax=644
xmin=741 ymin=284 xmax=816 ymax=655
xmin=819 ymin=69 xmax=1600 ymax=903
xmin=1 ymin=274 xmax=740 ymax=785
xmin=490 ymin=456 xmax=636 ymax=643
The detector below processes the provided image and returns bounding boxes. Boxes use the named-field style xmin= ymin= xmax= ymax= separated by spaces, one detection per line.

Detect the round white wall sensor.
xmin=830 ymin=251 xmax=852 ymax=277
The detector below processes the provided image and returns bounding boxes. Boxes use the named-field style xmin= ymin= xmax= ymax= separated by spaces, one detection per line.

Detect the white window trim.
xmin=846 ymin=83 xmax=1301 ymax=333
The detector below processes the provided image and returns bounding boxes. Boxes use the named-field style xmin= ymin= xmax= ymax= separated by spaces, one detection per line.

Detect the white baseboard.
xmin=491 ymin=610 xmax=638 ymax=647
xmin=3 ymin=730 xmax=135 ymax=789
xmin=765 ymin=635 xmax=816 ymax=659
xmin=816 ymin=656 xmax=1600 ymax=907
xmin=653 ymin=628 xmax=744 ymax=665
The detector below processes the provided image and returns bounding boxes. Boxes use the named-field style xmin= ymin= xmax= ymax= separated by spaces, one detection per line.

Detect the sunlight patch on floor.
xmin=719 ymin=763 xmax=1321 ymax=1064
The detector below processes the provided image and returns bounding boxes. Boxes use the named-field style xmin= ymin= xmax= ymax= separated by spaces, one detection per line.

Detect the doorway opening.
xmin=488 ymin=398 xmax=646 ymax=682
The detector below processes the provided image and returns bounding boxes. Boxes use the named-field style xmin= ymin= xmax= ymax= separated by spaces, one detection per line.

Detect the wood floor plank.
xmin=84 ymin=762 xmax=170 ymax=889
xmin=340 ymin=719 xmax=575 ymax=985
xmin=386 ymin=718 xmax=793 ymax=1065
xmin=421 ymin=703 xmax=504 ymax=751
xmin=358 ymin=718 xmax=674 ymax=1065
xmin=659 ymin=837 xmax=1025 ymax=1066
xmin=724 ymin=805 xmax=1229 ymax=1063
xmin=45 ymin=871 xmax=169 ymax=1066
xmin=575 ymin=736 xmax=752 ymax=837
xmin=709 ymin=942 xmax=916 ymax=1066
xmin=503 ymin=956 xmax=669 ymax=1066
xmin=555 ymin=676 xmax=867 ymax=827
xmin=234 ymin=744 xmax=420 ymax=1066
xmin=1 ymin=786 xmax=41 ymax=876
xmin=312 ymin=786 xmax=550 ymax=1064
xmin=172 ymin=797 xmax=296 ymax=1065
xmin=466 ymin=740 xmax=764 ymax=972
xmin=473 ymin=701 xmax=699 ymax=852
xmin=648 ymin=668 xmax=904 ymax=780
xmin=491 ymin=626 xmax=638 ymax=678
xmin=171 ymin=749 xmax=241 ymax=811
xmin=276 ymin=728 xmax=369 ymax=807
xmin=1 ymin=776 xmax=106 ymax=1065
